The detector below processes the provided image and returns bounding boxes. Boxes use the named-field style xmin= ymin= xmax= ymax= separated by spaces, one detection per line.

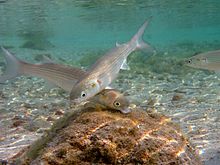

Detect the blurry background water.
xmin=0 ymin=0 xmax=220 ymax=54
xmin=0 ymin=0 xmax=220 ymax=164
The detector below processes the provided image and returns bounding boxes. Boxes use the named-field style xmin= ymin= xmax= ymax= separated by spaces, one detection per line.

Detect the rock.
xmin=11 ymin=116 xmax=26 ymax=127
xmin=24 ymin=116 xmax=51 ymax=132
xmin=17 ymin=107 xmax=201 ymax=165
xmin=12 ymin=120 xmax=25 ymax=127
xmin=172 ymin=93 xmax=183 ymax=101
xmin=0 ymin=91 xmax=6 ymax=99
xmin=32 ymin=117 xmax=51 ymax=129
xmin=46 ymin=116 xmax=55 ymax=122
xmin=55 ymin=110 xmax=64 ymax=116
xmin=12 ymin=115 xmax=23 ymax=121
xmin=0 ymin=136 xmax=5 ymax=142
xmin=146 ymin=98 xmax=157 ymax=106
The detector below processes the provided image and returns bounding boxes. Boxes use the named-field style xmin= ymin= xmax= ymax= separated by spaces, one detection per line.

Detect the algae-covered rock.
xmin=19 ymin=108 xmax=201 ymax=165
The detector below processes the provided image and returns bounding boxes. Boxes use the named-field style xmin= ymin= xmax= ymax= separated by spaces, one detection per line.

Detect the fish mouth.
xmin=120 ymin=108 xmax=132 ymax=114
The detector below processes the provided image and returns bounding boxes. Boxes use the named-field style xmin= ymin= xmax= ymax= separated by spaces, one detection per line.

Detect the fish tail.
xmin=0 ymin=47 xmax=24 ymax=83
xmin=130 ymin=17 xmax=154 ymax=53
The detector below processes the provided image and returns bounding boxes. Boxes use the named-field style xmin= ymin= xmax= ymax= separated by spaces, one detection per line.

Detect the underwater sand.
xmin=0 ymin=47 xmax=219 ymax=164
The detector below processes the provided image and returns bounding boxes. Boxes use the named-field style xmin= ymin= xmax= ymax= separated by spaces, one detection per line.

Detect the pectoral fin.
xmin=120 ymin=59 xmax=130 ymax=70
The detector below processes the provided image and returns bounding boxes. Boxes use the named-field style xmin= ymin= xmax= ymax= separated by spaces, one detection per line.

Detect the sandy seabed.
xmin=0 ymin=49 xmax=219 ymax=164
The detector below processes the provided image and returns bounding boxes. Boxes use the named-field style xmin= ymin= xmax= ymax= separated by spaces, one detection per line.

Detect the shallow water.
xmin=0 ymin=0 xmax=220 ymax=164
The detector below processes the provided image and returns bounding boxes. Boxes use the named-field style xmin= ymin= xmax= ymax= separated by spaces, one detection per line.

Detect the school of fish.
xmin=0 ymin=18 xmax=153 ymax=113
xmin=1 ymin=18 xmax=217 ymax=114
xmin=0 ymin=47 xmax=131 ymax=113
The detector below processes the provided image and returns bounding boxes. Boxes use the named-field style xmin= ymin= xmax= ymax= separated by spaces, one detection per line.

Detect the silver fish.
xmin=185 ymin=50 xmax=220 ymax=71
xmin=70 ymin=19 xmax=152 ymax=103
xmin=0 ymin=47 xmax=85 ymax=92
xmin=0 ymin=47 xmax=130 ymax=113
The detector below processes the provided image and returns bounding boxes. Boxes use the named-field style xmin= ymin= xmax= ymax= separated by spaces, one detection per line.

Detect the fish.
xmin=0 ymin=47 xmax=131 ymax=113
xmin=185 ymin=50 xmax=220 ymax=71
xmin=89 ymin=89 xmax=131 ymax=114
xmin=70 ymin=18 xmax=153 ymax=103
xmin=0 ymin=46 xmax=85 ymax=92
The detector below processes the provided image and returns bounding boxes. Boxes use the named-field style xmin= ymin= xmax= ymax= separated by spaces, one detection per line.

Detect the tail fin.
xmin=130 ymin=17 xmax=154 ymax=53
xmin=0 ymin=47 xmax=23 ymax=83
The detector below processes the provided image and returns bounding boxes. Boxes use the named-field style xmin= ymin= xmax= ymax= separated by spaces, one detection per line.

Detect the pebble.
xmin=33 ymin=117 xmax=51 ymax=128
xmin=172 ymin=93 xmax=183 ymax=101
xmin=55 ymin=110 xmax=64 ymax=116
xmin=12 ymin=120 xmax=25 ymax=127
xmin=46 ymin=116 xmax=55 ymax=121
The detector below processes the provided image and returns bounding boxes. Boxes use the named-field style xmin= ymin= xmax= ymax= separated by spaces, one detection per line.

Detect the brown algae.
xmin=17 ymin=107 xmax=201 ymax=165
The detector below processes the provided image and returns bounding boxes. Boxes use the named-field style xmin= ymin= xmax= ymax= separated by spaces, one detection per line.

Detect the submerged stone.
xmin=15 ymin=108 xmax=201 ymax=165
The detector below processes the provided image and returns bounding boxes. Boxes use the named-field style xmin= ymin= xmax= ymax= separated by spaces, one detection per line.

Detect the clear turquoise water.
xmin=0 ymin=0 xmax=220 ymax=54
xmin=0 ymin=0 xmax=220 ymax=164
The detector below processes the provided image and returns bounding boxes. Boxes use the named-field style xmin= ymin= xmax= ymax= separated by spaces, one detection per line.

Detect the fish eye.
xmin=81 ymin=91 xmax=87 ymax=98
xmin=114 ymin=101 xmax=121 ymax=107
xmin=187 ymin=59 xmax=192 ymax=64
